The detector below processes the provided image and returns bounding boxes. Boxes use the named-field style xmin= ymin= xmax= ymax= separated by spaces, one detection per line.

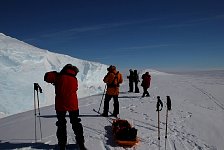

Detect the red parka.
xmin=141 ymin=73 xmax=151 ymax=88
xmin=44 ymin=67 xmax=79 ymax=111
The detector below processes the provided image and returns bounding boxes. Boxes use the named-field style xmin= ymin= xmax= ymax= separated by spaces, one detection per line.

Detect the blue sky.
xmin=1 ymin=0 xmax=224 ymax=71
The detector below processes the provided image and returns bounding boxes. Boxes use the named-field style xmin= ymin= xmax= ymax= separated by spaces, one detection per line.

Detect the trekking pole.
xmin=34 ymin=83 xmax=43 ymax=141
xmin=156 ymin=96 xmax=163 ymax=150
xmin=37 ymin=83 xmax=43 ymax=141
xmin=97 ymin=84 xmax=107 ymax=113
xmin=165 ymin=96 xmax=171 ymax=150
xmin=33 ymin=84 xmax=37 ymax=143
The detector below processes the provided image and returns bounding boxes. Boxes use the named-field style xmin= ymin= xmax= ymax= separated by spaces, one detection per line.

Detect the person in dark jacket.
xmin=44 ymin=64 xmax=86 ymax=150
xmin=133 ymin=70 xmax=140 ymax=93
xmin=127 ymin=69 xmax=134 ymax=92
xmin=141 ymin=72 xmax=151 ymax=97
xmin=102 ymin=65 xmax=123 ymax=117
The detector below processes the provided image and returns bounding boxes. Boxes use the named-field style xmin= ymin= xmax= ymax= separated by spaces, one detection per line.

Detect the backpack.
xmin=112 ymin=119 xmax=137 ymax=141
xmin=107 ymin=71 xmax=120 ymax=88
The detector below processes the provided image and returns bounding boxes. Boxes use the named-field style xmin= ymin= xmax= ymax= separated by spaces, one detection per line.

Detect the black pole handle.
xmin=34 ymin=83 xmax=43 ymax=93
xmin=156 ymin=96 xmax=163 ymax=111
xmin=167 ymin=96 xmax=171 ymax=111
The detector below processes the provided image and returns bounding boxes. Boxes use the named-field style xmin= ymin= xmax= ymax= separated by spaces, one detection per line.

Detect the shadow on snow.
xmin=0 ymin=141 xmax=78 ymax=149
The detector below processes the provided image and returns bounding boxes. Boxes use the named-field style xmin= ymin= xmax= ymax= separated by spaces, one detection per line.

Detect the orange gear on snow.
xmin=112 ymin=119 xmax=140 ymax=148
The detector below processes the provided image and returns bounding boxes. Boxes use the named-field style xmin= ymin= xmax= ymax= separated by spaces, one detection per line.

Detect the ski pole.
xmin=37 ymin=84 xmax=43 ymax=140
xmin=156 ymin=96 xmax=163 ymax=150
xmin=34 ymin=83 xmax=43 ymax=141
xmin=97 ymin=84 xmax=107 ymax=113
xmin=33 ymin=84 xmax=37 ymax=143
xmin=165 ymin=96 xmax=171 ymax=150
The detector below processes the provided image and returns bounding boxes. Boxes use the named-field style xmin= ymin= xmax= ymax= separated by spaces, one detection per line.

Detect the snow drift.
xmin=0 ymin=33 xmax=108 ymax=117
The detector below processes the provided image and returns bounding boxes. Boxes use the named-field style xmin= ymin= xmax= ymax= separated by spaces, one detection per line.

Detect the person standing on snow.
xmin=127 ymin=69 xmax=134 ymax=92
xmin=102 ymin=65 xmax=123 ymax=117
xmin=141 ymin=72 xmax=151 ymax=97
xmin=133 ymin=70 xmax=140 ymax=93
xmin=44 ymin=64 xmax=86 ymax=150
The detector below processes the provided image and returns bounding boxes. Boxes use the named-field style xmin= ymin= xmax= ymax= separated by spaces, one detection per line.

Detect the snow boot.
xmin=58 ymin=144 xmax=66 ymax=150
xmin=101 ymin=112 xmax=108 ymax=117
xmin=111 ymin=113 xmax=118 ymax=118
xmin=78 ymin=143 xmax=87 ymax=150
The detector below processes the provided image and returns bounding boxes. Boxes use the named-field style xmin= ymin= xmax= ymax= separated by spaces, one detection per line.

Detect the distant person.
xmin=127 ymin=69 xmax=134 ymax=92
xmin=44 ymin=64 xmax=86 ymax=150
xmin=102 ymin=65 xmax=123 ymax=117
xmin=133 ymin=70 xmax=140 ymax=93
xmin=141 ymin=72 xmax=151 ymax=97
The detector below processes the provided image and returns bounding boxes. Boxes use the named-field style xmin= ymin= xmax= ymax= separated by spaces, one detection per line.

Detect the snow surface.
xmin=0 ymin=33 xmax=224 ymax=149
xmin=1 ymin=70 xmax=224 ymax=150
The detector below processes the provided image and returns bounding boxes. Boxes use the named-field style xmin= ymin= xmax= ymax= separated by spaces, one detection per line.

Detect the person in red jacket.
xmin=141 ymin=72 xmax=151 ymax=97
xmin=44 ymin=64 xmax=86 ymax=150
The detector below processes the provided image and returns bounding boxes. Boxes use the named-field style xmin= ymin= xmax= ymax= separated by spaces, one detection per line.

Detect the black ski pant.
xmin=103 ymin=94 xmax=119 ymax=115
xmin=56 ymin=110 xmax=84 ymax=146
xmin=134 ymin=82 xmax=139 ymax=93
xmin=129 ymin=81 xmax=134 ymax=92
xmin=142 ymin=87 xmax=149 ymax=97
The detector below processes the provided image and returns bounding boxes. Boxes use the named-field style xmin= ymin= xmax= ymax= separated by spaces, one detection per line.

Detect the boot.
xmin=59 ymin=144 xmax=66 ymax=150
xmin=111 ymin=113 xmax=118 ymax=118
xmin=78 ymin=143 xmax=87 ymax=150
xmin=101 ymin=113 xmax=108 ymax=117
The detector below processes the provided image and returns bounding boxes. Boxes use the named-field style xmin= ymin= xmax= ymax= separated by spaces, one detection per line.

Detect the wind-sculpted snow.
xmin=0 ymin=33 xmax=108 ymax=118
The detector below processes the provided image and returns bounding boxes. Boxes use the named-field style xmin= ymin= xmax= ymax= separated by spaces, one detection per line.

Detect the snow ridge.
xmin=0 ymin=33 xmax=108 ymax=117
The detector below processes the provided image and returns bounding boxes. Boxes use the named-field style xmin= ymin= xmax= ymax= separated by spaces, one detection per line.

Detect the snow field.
xmin=1 ymin=71 xmax=224 ymax=149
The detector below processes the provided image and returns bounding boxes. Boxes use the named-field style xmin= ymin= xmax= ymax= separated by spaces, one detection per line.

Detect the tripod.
xmin=34 ymin=83 xmax=43 ymax=142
